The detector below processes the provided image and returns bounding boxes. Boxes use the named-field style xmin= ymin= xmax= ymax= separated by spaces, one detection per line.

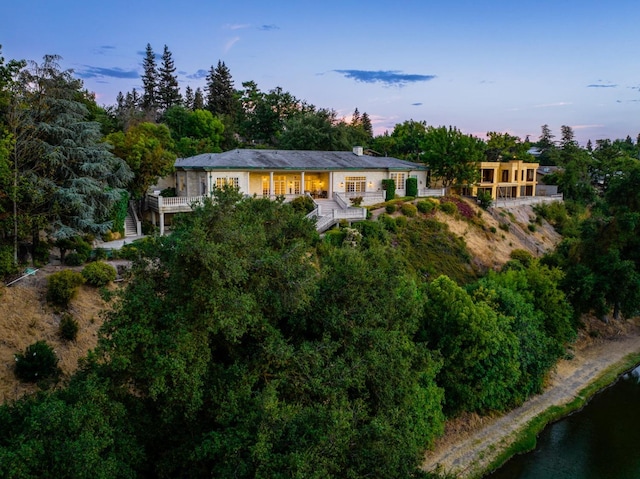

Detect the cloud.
xmin=93 ymin=45 xmax=116 ymax=55
xmin=572 ymin=124 xmax=604 ymax=130
xmin=533 ymin=102 xmax=571 ymax=108
xmin=187 ymin=69 xmax=208 ymax=80
xmin=333 ymin=69 xmax=436 ymax=86
xmin=76 ymin=66 xmax=139 ymax=79
xmin=136 ymin=50 xmax=162 ymax=60
xmin=224 ymin=37 xmax=240 ymax=53
xmin=260 ymin=24 xmax=279 ymax=31
xmin=227 ymin=23 xmax=250 ymax=30
xmin=587 ymin=83 xmax=617 ymax=88
xmin=411 ymin=102 xmax=423 ymax=106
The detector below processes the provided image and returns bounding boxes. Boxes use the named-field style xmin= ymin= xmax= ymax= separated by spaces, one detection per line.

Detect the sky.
xmin=4 ymin=0 xmax=640 ymax=146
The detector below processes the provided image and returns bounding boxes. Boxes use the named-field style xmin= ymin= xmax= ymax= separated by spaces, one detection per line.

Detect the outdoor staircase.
xmin=124 ymin=213 xmax=138 ymax=237
xmin=313 ymin=198 xmax=366 ymax=233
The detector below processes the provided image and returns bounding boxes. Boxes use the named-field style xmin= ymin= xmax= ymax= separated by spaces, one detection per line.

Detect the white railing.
xmin=315 ymin=207 xmax=368 ymax=232
xmin=147 ymin=195 xmax=206 ymax=212
xmin=493 ymin=195 xmax=563 ymax=208
xmin=336 ymin=191 xmax=385 ymax=206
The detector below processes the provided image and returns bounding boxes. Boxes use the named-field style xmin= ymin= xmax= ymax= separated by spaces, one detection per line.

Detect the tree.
xmin=193 ymin=87 xmax=204 ymax=110
xmin=105 ymin=122 xmax=175 ymax=199
xmin=536 ymin=124 xmax=557 ymax=165
xmin=421 ymin=125 xmax=485 ymax=188
xmin=163 ymin=106 xmax=224 ymax=157
xmin=277 ymin=108 xmax=351 ymax=151
xmin=386 ymin=119 xmax=428 ymax=162
xmin=205 ymin=60 xmax=235 ymax=116
xmin=183 ymin=85 xmax=194 ymax=110
xmin=157 ymin=45 xmax=181 ymax=112
xmin=140 ymin=43 xmax=158 ymax=117
xmin=5 ymin=55 xmax=133 ymax=250
xmin=485 ymin=132 xmax=534 ymax=162
xmin=420 ymin=275 xmax=520 ymax=414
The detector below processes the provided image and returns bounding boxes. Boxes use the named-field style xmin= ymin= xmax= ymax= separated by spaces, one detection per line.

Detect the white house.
xmin=146 ymin=147 xmax=437 ymax=234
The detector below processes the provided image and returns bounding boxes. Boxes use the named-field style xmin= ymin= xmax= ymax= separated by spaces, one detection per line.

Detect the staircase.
xmin=313 ymin=198 xmax=367 ymax=233
xmin=124 ymin=213 xmax=138 ymax=237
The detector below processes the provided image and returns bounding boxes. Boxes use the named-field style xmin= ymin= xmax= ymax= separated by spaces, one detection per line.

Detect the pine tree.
xmin=351 ymin=107 xmax=361 ymax=126
xmin=205 ymin=60 xmax=235 ymax=116
xmin=141 ymin=43 xmax=158 ymax=117
xmin=184 ymin=85 xmax=194 ymax=110
xmin=157 ymin=45 xmax=181 ymax=112
xmin=193 ymin=87 xmax=204 ymax=110
xmin=361 ymin=112 xmax=373 ymax=138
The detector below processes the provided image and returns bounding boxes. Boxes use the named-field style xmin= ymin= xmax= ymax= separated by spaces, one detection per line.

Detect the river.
xmin=485 ymin=364 xmax=640 ymax=479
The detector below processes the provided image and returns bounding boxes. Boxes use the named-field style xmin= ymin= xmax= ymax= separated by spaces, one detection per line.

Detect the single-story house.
xmin=146 ymin=147 xmax=439 ymax=234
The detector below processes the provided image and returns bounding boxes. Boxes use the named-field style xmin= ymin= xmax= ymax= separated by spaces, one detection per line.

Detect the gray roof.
xmin=175 ymin=149 xmax=428 ymax=171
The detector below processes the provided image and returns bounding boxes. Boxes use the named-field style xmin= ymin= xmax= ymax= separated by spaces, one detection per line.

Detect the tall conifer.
xmin=141 ymin=43 xmax=158 ymax=117
xmin=157 ymin=45 xmax=181 ymax=112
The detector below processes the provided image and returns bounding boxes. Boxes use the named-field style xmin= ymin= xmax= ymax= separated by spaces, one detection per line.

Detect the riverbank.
xmin=421 ymin=316 xmax=640 ymax=479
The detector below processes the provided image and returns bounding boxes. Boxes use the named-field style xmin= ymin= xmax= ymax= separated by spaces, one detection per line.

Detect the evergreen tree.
xmin=7 ymin=55 xmax=133 ymax=249
xmin=193 ymin=87 xmax=204 ymax=110
xmin=205 ymin=60 xmax=235 ymax=116
xmin=157 ymin=44 xmax=181 ymax=112
xmin=361 ymin=111 xmax=373 ymax=138
xmin=184 ymin=85 xmax=194 ymax=110
xmin=140 ymin=43 xmax=158 ymax=117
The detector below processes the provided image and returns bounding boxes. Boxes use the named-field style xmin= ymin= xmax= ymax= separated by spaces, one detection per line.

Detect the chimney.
xmin=353 ymin=146 xmax=363 ymax=156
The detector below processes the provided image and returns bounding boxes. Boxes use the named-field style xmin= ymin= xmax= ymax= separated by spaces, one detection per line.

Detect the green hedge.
xmin=406 ymin=177 xmax=418 ymax=197
xmin=381 ymin=179 xmax=396 ymax=201
xmin=46 ymin=270 xmax=85 ymax=308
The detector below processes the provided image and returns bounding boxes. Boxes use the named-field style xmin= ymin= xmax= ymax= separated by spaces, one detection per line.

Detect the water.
xmin=485 ymin=365 xmax=640 ymax=479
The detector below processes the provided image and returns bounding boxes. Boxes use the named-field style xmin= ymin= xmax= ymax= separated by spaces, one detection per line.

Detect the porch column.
xmin=301 ymin=171 xmax=305 ymax=194
xmin=270 ymin=171 xmax=274 ymax=199
xmin=207 ymin=172 xmax=212 ymax=197
xmin=159 ymin=212 xmax=165 ymax=236
xmin=329 ymin=172 xmax=334 ymax=198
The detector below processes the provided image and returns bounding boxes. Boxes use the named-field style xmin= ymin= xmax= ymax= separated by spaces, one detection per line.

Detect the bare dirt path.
xmin=422 ymin=320 xmax=640 ymax=478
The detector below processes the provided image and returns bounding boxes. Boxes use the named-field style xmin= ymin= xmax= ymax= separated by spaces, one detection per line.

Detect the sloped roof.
xmin=175 ymin=149 xmax=427 ymax=171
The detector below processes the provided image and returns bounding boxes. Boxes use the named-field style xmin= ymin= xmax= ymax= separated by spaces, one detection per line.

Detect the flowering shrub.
xmin=443 ymin=196 xmax=476 ymax=219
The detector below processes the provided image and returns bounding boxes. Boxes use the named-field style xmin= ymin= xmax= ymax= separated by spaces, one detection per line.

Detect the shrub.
xmin=64 ymin=252 xmax=85 ymax=266
xmin=440 ymin=201 xmax=457 ymax=215
xmin=385 ymin=203 xmax=397 ymax=214
xmin=499 ymin=222 xmax=510 ymax=232
xmin=382 ymin=179 xmax=396 ymax=201
xmin=405 ymin=177 xmax=418 ymax=197
xmin=477 ymin=191 xmax=493 ymax=210
xmin=400 ymin=203 xmax=417 ymax=217
xmin=395 ymin=215 xmax=408 ymax=228
xmin=33 ymin=241 xmax=50 ymax=266
xmin=14 ymin=340 xmax=60 ymax=383
xmin=46 ymin=270 xmax=85 ymax=308
xmin=510 ymin=249 xmax=534 ymax=267
xmin=59 ymin=312 xmax=79 ymax=341
xmin=527 ymin=223 xmax=536 ymax=232
xmin=0 ymin=245 xmax=18 ymax=279
xmin=92 ymin=248 xmax=108 ymax=261
xmin=324 ymin=229 xmax=346 ymax=246
xmin=417 ymin=200 xmax=436 ymax=214
xmin=290 ymin=195 xmax=316 ymax=214
xmin=349 ymin=196 xmax=364 ymax=207
xmin=378 ymin=214 xmax=398 ymax=232
xmin=82 ymin=261 xmax=117 ymax=287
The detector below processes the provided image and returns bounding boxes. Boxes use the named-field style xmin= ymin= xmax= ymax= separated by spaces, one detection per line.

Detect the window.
xmin=526 ymin=169 xmax=535 ymax=181
xmin=273 ymin=175 xmax=286 ymax=196
xmin=262 ymin=177 xmax=270 ymax=196
xmin=346 ymin=176 xmax=366 ymax=193
xmin=481 ymin=169 xmax=494 ymax=183
xmin=216 ymin=177 xmax=239 ymax=189
xmin=501 ymin=170 xmax=510 ymax=182
xmin=389 ymin=172 xmax=405 ymax=190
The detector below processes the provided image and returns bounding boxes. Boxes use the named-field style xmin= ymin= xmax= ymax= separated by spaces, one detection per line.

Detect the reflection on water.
xmin=485 ymin=365 xmax=640 ymax=479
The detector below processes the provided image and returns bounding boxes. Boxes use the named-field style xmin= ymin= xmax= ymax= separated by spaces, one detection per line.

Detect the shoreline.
xmin=421 ymin=320 xmax=640 ymax=478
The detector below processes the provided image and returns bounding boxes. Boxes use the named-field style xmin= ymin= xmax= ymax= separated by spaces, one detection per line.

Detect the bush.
xmin=46 ymin=270 xmax=85 ymax=308
xmin=378 ymin=214 xmax=398 ymax=232
xmin=92 ymin=248 xmax=108 ymax=261
xmin=499 ymin=222 xmax=510 ymax=232
xmin=439 ymin=201 xmax=457 ymax=215
xmin=477 ymin=191 xmax=493 ymax=210
xmin=382 ymin=179 xmax=396 ymax=201
xmin=59 ymin=312 xmax=79 ymax=341
xmin=385 ymin=204 xmax=397 ymax=214
xmin=324 ymin=229 xmax=346 ymax=246
xmin=406 ymin=177 xmax=418 ymax=197
xmin=417 ymin=200 xmax=436 ymax=214
xmin=510 ymin=249 xmax=534 ymax=267
xmin=527 ymin=223 xmax=536 ymax=232
xmin=82 ymin=261 xmax=117 ymax=287
xmin=400 ymin=203 xmax=417 ymax=217
xmin=395 ymin=215 xmax=408 ymax=228
xmin=0 ymin=245 xmax=18 ymax=279
xmin=14 ymin=340 xmax=60 ymax=383
xmin=290 ymin=195 xmax=316 ymax=214
xmin=64 ymin=252 xmax=85 ymax=266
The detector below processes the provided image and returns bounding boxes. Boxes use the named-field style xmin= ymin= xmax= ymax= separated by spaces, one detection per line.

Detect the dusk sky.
xmin=4 ymin=0 xmax=640 ymax=145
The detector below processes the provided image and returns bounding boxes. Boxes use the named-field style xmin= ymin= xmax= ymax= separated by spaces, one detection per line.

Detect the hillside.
xmin=0 ymin=200 xmax=560 ymax=403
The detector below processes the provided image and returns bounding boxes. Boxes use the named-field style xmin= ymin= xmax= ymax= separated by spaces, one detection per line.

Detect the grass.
xmin=477 ymin=351 xmax=640 ymax=479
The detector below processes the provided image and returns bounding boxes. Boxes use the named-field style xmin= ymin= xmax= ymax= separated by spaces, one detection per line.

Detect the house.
xmin=461 ymin=160 xmax=539 ymax=201
xmin=147 ymin=147 xmax=437 ymax=234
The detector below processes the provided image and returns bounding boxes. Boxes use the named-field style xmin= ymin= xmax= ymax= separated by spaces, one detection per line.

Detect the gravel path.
xmin=421 ymin=333 xmax=640 ymax=478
